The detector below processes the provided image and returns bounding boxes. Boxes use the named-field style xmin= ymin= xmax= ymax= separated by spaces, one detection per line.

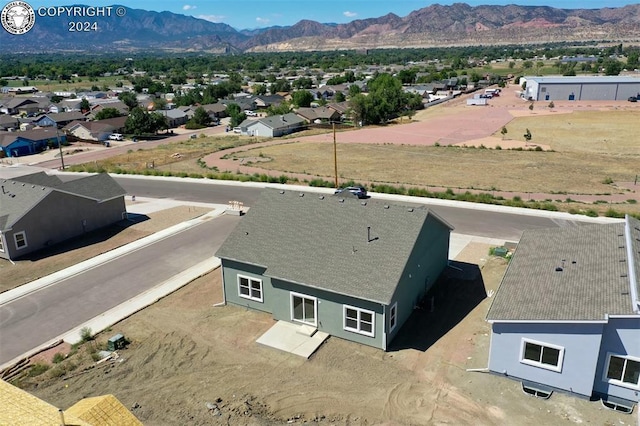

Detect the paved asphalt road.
xmin=111 ymin=175 xmax=590 ymax=242
xmin=0 ymin=214 xmax=240 ymax=364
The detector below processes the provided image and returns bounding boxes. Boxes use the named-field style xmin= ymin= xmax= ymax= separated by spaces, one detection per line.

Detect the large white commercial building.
xmin=522 ymin=76 xmax=640 ymax=101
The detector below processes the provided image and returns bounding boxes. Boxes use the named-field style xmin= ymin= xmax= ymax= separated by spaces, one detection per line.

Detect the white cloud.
xmin=343 ymin=11 xmax=357 ymax=18
xmin=183 ymin=5 xmax=196 ymax=11
xmin=198 ymin=14 xmax=225 ymax=23
xmin=256 ymin=17 xmax=270 ymax=24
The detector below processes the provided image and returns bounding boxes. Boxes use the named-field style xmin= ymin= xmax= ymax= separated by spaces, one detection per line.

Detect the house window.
xmin=520 ymin=338 xmax=564 ymax=372
xmin=237 ymin=275 xmax=263 ymax=302
xmin=605 ymin=354 xmax=640 ymax=389
xmin=344 ymin=305 xmax=375 ymax=337
xmin=0 ymin=233 xmax=4 ymax=252
xmin=389 ymin=302 xmax=397 ymax=332
xmin=14 ymin=231 xmax=27 ymax=250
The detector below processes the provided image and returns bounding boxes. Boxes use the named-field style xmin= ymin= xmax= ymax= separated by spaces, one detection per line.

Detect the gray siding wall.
xmin=220 ymin=260 xmax=271 ymax=313
xmin=221 ymin=260 xmax=385 ymax=349
xmin=489 ymin=322 xmax=604 ymax=397
xmin=5 ymin=192 xmax=125 ymax=259
xmin=592 ymin=317 xmax=640 ymax=402
xmin=271 ymin=279 xmax=385 ymax=349
xmin=537 ymin=83 xmax=583 ymax=101
xmin=387 ymin=215 xmax=451 ymax=346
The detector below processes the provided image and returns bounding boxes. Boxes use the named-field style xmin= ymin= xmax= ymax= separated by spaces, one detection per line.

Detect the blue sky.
xmin=25 ymin=1 xmax=640 ymax=30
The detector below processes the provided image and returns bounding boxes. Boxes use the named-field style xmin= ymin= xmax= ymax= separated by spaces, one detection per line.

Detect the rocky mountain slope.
xmin=1 ymin=3 xmax=639 ymax=53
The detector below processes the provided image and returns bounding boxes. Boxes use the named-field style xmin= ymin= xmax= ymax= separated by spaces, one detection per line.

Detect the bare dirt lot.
xmin=18 ymin=243 xmax=631 ymax=426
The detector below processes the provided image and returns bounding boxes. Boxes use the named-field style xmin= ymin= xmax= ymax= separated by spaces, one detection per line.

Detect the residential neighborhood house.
xmin=295 ymin=106 xmax=342 ymax=123
xmin=215 ymin=189 xmax=453 ymax=350
xmin=0 ymin=128 xmax=66 ymax=158
xmin=0 ymin=172 xmax=127 ymax=261
xmin=237 ymin=112 xmax=305 ymax=137
xmin=486 ymin=216 xmax=640 ymax=412
xmin=63 ymin=116 xmax=127 ymax=142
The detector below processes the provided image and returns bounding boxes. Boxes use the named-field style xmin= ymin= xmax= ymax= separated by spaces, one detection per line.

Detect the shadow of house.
xmin=21 ymin=212 xmax=149 ymax=262
xmin=0 ymin=172 xmax=127 ymax=261
xmin=389 ymin=261 xmax=487 ymax=352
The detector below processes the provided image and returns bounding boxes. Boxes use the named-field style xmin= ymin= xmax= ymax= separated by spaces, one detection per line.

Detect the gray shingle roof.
xmin=487 ymin=217 xmax=640 ymax=322
xmin=56 ymin=173 xmax=127 ymax=201
xmin=0 ymin=173 xmax=126 ymax=231
xmin=249 ymin=113 xmax=304 ymax=130
xmin=0 ymin=180 xmax=51 ymax=230
xmin=216 ymin=189 xmax=452 ymax=305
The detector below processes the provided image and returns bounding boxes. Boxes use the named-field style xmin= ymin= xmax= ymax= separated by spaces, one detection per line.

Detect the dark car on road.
xmin=334 ymin=186 xmax=368 ymax=199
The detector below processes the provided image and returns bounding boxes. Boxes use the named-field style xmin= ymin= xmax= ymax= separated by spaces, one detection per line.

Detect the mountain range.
xmin=1 ymin=3 xmax=640 ymax=53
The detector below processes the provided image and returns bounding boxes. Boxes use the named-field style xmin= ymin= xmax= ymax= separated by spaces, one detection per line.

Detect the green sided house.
xmin=215 ymin=189 xmax=453 ymax=350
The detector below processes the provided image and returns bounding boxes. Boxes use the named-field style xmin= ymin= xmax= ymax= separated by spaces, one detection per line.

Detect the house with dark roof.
xmin=0 ymin=172 xmax=127 ymax=260
xmin=0 ymin=114 xmax=19 ymax=131
xmin=486 ymin=216 xmax=640 ymax=411
xmin=295 ymin=106 xmax=342 ymax=123
xmin=32 ymin=111 xmax=87 ymax=128
xmin=239 ymin=113 xmax=305 ymax=137
xmin=63 ymin=116 xmax=127 ymax=142
xmin=215 ymin=189 xmax=453 ymax=350
xmin=0 ymin=128 xmax=66 ymax=158
xmin=0 ymin=97 xmax=39 ymax=115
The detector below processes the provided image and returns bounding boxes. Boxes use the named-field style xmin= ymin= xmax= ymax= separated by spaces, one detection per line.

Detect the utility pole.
xmin=333 ymin=122 xmax=338 ymax=188
xmin=56 ymin=127 xmax=65 ymax=170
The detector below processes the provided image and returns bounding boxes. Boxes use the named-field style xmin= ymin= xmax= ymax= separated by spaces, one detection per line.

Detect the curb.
xmin=0 ymin=208 xmax=225 ymax=306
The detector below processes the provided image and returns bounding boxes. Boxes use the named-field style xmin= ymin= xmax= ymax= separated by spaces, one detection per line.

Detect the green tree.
xmin=291 ymin=90 xmax=314 ymax=108
xmin=334 ymin=91 xmax=346 ymax=103
xmin=186 ymin=106 xmax=212 ymax=129
xmin=94 ymin=107 xmax=122 ymax=120
xmin=124 ymin=107 xmax=167 ymax=135
xmin=118 ymin=92 xmax=138 ymax=110
xmin=266 ymin=101 xmax=292 ymax=116
xmin=79 ymin=98 xmax=90 ymax=113
xmin=0 ymin=79 xmax=8 ymax=87
xmin=348 ymin=84 xmax=361 ymax=98
xmin=226 ymin=103 xmax=247 ymax=127
xmin=603 ymin=58 xmax=623 ymax=76
xmin=524 ymin=128 xmax=532 ymax=143
xmin=500 ymin=126 xmax=508 ymax=140
xmin=253 ymin=84 xmax=267 ymax=95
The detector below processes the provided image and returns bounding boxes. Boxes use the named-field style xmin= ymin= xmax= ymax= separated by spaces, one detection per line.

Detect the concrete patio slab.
xmin=256 ymin=320 xmax=329 ymax=358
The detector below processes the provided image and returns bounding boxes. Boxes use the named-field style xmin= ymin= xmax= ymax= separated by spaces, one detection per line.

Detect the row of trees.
xmin=2 ymin=42 xmax=638 ymax=81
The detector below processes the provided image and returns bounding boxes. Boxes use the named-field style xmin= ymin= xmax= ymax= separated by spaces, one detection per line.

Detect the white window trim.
xmin=0 ymin=232 xmax=4 ymax=253
xmin=237 ymin=274 xmax=263 ymax=303
xmin=603 ymin=352 xmax=640 ymax=390
xmin=14 ymin=231 xmax=28 ymax=250
xmin=389 ymin=302 xmax=398 ymax=333
xmin=343 ymin=304 xmax=375 ymax=338
xmin=519 ymin=338 xmax=565 ymax=373
xmin=290 ymin=292 xmax=317 ymax=327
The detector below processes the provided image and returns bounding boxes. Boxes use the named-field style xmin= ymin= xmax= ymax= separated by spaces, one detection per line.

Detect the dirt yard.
xmin=19 ymin=243 xmax=631 ymax=426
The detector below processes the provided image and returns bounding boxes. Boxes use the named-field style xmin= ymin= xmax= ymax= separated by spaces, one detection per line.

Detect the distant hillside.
xmin=1 ymin=3 xmax=640 ymax=53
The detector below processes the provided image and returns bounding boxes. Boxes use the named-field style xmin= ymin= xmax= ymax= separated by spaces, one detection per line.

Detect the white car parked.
xmin=108 ymin=133 xmax=123 ymax=141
